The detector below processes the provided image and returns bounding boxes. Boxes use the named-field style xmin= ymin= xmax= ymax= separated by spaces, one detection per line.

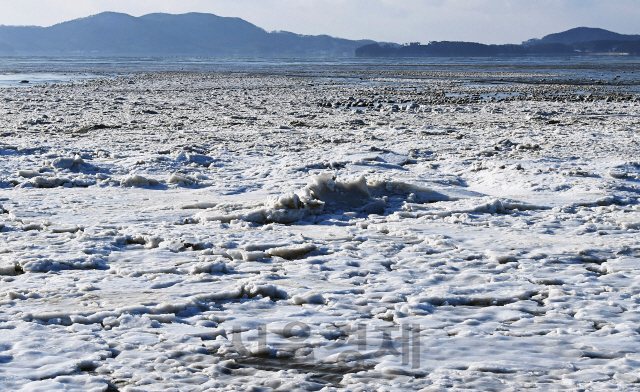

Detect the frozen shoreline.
xmin=1 ymin=66 xmax=640 ymax=391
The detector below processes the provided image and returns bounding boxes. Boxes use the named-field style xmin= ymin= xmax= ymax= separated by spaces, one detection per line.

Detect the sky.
xmin=0 ymin=0 xmax=639 ymax=44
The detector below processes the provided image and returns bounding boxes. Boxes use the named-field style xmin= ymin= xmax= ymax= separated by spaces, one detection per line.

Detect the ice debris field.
xmin=2 ymin=59 xmax=640 ymax=391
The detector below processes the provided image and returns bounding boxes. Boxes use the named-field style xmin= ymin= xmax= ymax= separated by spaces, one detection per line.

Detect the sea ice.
xmin=1 ymin=63 xmax=640 ymax=390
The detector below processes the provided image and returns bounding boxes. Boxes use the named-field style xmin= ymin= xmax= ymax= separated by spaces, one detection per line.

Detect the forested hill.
xmin=356 ymin=27 xmax=640 ymax=57
xmin=529 ymin=27 xmax=640 ymax=46
xmin=0 ymin=12 xmax=375 ymax=56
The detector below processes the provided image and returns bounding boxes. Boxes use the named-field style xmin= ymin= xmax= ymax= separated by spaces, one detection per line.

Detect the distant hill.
xmin=356 ymin=42 xmax=577 ymax=58
xmin=357 ymin=27 xmax=640 ymax=58
xmin=0 ymin=12 xmax=375 ymax=56
xmin=527 ymin=27 xmax=640 ymax=46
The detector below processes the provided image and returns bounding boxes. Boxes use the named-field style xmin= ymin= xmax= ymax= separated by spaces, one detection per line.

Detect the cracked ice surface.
xmin=2 ymin=61 xmax=640 ymax=391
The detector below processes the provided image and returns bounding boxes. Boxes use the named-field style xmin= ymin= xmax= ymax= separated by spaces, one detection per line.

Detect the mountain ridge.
xmin=0 ymin=12 xmax=375 ymax=56
xmin=1 ymin=14 xmax=638 ymax=58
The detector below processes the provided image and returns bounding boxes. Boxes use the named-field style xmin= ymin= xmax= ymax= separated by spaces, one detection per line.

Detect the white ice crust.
xmin=1 ymin=70 xmax=640 ymax=390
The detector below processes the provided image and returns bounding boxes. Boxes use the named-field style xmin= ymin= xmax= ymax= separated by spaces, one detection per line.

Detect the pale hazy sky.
xmin=1 ymin=0 xmax=639 ymax=44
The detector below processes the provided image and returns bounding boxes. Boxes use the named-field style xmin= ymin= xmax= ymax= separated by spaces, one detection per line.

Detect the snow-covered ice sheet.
xmin=1 ymin=65 xmax=640 ymax=391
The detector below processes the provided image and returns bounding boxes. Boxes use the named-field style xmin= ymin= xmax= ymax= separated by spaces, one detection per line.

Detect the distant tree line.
xmin=355 ymin=40 xmax=640 ymax=57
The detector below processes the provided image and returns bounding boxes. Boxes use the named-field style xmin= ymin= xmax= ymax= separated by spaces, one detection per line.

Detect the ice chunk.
xmin=303 ymin=173 xmax=371 ymax=208
xmin=30 ymin=176 xmax=71 ymax=188
xmin=0 ymin=259 xmax=21 ymax=275
xmin=17 ymin=255 xmax=108 ymax=272
xmin=143 ymin=235 xmax=160 ymax=249
xmin=22 ymin=223 xmax=42 ymax=231
xmin=50 ymin=225 xmax=80 ymax=234
xmin=196 ymin=194 xmax=323 ymax=225
xmin=168 ymin=172 xmax=196 ymax=186
xmin=115 ymin=314 xmax=154 ymax=329
xmin=181 ymin=201 xmax=217 ymax=209
xmin=265 ymin=244 xmax=317 ymax=260
xmin=188 ymin=258 xmax=229 ymax=274
xmin=241 ymin=250 xmax=264 ymax=261
xmin=50 ymin=156 xmax=75 ymax=169
xmin=120 ymin=174 xmax=158 ymax=187
xmin=266 ymin=192 xmax=304 ymax=209
xmin=120 ymin=174 xmax=149 ymax=187
xmin=176 ymin=152 xmax=215 ymax=167
xmin=301 ymin=174 xmax=449 ymax=212
xmin=240 ymin=283 xmax=287 ymax=299
xmin=196 ymin=174 xmax=451 ymax=224
xmin=291 ymin=291 xmax=325 ymax=305
xmin=188 ymin=154 xmax=215 ymax=167
xmin=17 ymin=169 xmax=39 ymax=178
xmin=72 ymin=175 xmax=96 ymax=187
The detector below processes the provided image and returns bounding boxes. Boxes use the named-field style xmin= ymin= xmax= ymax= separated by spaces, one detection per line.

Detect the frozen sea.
xmin=1 ymin=55 xmax=640 ymax=391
